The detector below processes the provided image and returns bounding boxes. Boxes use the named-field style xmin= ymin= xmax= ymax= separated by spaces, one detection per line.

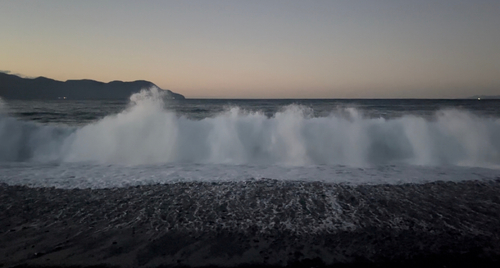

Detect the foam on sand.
xmin=1 ymin=179 xmax=499 ymax=267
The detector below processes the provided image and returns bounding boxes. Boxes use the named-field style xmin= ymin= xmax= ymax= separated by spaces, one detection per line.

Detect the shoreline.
xmin=2 ymin=179 xmax=500 ymax=267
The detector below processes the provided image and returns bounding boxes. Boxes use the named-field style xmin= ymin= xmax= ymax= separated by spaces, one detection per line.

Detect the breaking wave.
xmin=1 ymin=88 xmax=500 ymax=167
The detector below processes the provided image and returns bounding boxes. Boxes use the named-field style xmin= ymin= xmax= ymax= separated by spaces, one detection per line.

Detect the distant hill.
xmin=0 ymin=72 xmax=185 ymax=100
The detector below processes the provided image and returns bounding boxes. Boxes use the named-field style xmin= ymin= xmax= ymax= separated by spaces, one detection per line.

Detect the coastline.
xmin=1 ymin=179 xmax=500 ymax=267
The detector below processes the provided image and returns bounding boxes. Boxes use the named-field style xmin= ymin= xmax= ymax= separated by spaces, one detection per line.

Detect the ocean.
xmin=0 ymin=88 xmax=499 ymax=188
xmin=1 ymin=89 xmax=500 ymax=267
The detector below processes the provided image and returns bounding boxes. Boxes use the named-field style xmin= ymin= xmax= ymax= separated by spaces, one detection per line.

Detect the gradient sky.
xmin=1 ymin=0 xmax=499 ymax=98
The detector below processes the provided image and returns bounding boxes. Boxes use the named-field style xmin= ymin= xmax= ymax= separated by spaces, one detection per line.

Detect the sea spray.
xmin=1 ymin=88 xmax=500 ymax=167
xmin=0 ymin=97 xmax=5 ymax=113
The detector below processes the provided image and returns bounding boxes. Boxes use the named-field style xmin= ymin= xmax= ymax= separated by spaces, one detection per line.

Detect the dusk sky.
xmin=1 ymin=0 xmax=499 ymax=98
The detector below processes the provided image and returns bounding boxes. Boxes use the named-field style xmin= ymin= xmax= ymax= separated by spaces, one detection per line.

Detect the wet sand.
xmin=1 ymin=179 xmax=500 ymax=267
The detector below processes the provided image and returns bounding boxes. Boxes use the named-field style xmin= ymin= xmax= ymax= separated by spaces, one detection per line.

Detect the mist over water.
xmin=1 ymin=88 xmax=500 ymax=168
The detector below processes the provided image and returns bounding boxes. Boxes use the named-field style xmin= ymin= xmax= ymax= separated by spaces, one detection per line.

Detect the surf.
xmin=1 ymin=88 xmax=499 ymax=167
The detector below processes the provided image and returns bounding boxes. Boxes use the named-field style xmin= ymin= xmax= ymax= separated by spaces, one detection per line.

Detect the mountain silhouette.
xmin=0 ymin=72 xmax=185 ymax=100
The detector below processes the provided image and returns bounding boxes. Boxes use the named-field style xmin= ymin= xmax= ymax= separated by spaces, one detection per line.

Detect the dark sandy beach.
xmin=1 ymin=179 xmax=500 ymax=268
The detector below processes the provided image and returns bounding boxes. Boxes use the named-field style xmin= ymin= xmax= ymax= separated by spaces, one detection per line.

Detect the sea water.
xmin=1 ymin=88 xmax=499 ymax=189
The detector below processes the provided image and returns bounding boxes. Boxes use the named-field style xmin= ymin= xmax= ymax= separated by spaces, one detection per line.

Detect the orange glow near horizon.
xmin=1 ymin=1 xmax=499 ymax=98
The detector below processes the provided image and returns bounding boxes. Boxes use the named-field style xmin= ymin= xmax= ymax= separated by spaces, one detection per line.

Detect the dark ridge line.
xmin=0 ymin=72 xmax=185 ymax=100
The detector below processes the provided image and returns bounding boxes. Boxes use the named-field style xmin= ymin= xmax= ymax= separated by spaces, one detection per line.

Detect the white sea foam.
xmin=0 ymin=162 xmax=498 ymax=189
xmin=1 ymin=88 xmax=500 ymax=168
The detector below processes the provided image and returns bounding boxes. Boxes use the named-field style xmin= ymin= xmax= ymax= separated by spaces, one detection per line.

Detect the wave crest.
xmin=1 ymin=89 xmax=500 ymax=167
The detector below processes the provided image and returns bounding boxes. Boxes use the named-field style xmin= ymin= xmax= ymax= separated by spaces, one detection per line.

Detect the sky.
xmin=0 ymin=0 xmax=499 ymax=98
